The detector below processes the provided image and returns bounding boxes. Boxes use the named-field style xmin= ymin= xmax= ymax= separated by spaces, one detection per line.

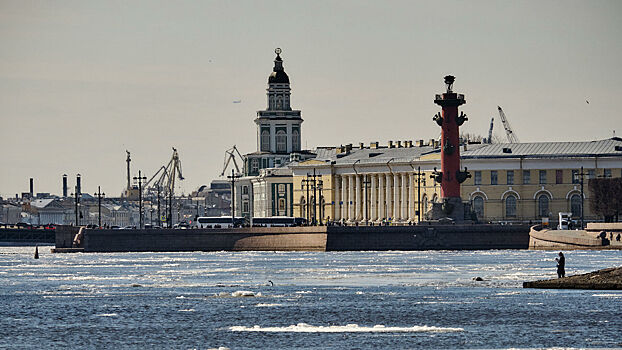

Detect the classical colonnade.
xmin=333 ymin=173 xmax=427 ymax=223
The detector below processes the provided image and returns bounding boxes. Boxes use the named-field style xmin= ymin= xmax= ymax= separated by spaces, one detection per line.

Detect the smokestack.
xmin=76 ymin=174 xmax=81 ymax=195
xmin=29 ymin=178 xmax=33 ymax=197
xmin=63 ymin=174 xmax=68 ymax=197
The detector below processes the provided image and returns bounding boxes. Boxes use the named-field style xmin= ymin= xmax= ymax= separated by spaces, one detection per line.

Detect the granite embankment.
xmin=523 ymin=267 xmax=622 ymax=290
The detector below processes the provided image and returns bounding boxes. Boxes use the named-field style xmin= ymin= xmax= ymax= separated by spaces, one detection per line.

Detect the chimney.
xmin=417 ymin=140 xmax=424 ymax=147
xmin=76 ymin=174 xmax=82 ymax=194
xmin=434 ymin=140 xmax=439 ymax=148
xmin=405 ymin=140 xmax=412 ymax=148
xmin=397 ymin=141 xmax=402 ymax=148
xmin=345 ymin=143 xmax=352 ymax=152
xmin=370 ymin=142 xmax=379 ymax=149
xmin=359 ymin=142 xmax=364 ymax=149
xmin=429 ymin=139 xmax=435 ymax=147
xmin=63 ymin=174 xmax=68 ymax=197
xmin=29 ymin=178 xmax=33 ymax=197
xmin=388 ymin=141 xmax=394 ymax=148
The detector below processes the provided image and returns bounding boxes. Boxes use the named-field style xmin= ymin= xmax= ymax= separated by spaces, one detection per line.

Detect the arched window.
xmin=538 ymin=194 xmax=550 ymax=217
xmin=473 ymin=196 xmax=484 ymax=218
xmin=276 ymin=130 xmax=287 ymax=153
xmin=570 ymin=194 xmax=582 ymax=217
xmin=261 ymin=130 xmax=270 ymax=151
xmin=276 ymin=96 xmax=283 ymax=109
xmin=292 ymin=130 xmax=300 ymax=151
xmin=505 ymin=195 xmax=517 ymax=217
xmin=278 ymin=198 xmax=286 ymax=215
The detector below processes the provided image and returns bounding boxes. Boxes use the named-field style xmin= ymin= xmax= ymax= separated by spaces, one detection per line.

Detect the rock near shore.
xmin=523 ymin=267 xmax=622 ymax=290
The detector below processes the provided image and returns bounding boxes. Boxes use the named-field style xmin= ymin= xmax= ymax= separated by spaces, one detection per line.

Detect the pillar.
xmin=348 ymin=175 xmax=354 ymax=222
xmin=378 ymin=173 xmax=385 ymax=221
xmin=394 ymin=173 xmax=399 ymax=221
xmin=341 ymin=176 xmax=347 ymax=221
xmin=370 ymin=174 xmax=377 ymax=221
xmin=355 ymin=174 xmax=361 ymax=221
xmin=401 ymin=173 xmax=407 ymax=221
xmin=334 ymin=175 xmax=340 ymax=221
xmin=386 ymin=174 xmax=392 ymax=220
xmin=408 ymin=173 xmax=414 ymax=221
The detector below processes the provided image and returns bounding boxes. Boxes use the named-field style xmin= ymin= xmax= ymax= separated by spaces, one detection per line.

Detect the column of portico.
xmin=362 ymin=174 xmax=368 ymax=223
xmin=334 ymin=175 xmax=340 ymax=221
xmin=393 ymin=173 xmax=400 ymax=221
xmin=355 ymin=174 xmax=361 ymax=222
xmin=378 ymin=174 xmax=385 ymax=221
xmin=341 ymin=176 xmax=347 ymax=222
xmin=386 ymin=174 xmax=392 ymax=220
xmin=348 ymin=175 xmax=354 ymax=222
xmin=408 ymin=173 xmax=414 ymax=221
xmin=401 ymin=173 xmax=407 ymax=221
xmin=370 ymin=174 xmax=377 ymax=221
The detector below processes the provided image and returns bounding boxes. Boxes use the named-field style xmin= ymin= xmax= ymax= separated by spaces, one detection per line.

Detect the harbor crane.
xmin=497 ymin=106 xmax=519 ymax=143
xmin=144 ymin=147 xmax=184 ymax=199
xmin=221 ymin=145 xmax=244 ymax=177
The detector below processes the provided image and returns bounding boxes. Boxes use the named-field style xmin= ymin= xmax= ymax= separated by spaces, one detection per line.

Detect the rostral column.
xmin=432 ymin=75 xmax=471 ymax=221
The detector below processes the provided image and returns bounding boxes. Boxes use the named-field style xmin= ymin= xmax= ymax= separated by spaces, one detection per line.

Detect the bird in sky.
xmin=586 ymin=100 xmax=589 ymax=104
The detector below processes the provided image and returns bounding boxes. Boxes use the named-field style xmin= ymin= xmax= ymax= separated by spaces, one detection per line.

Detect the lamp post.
xmin=133 ymin=170 xmax=147 ymax=229
xmin=73 ymin=185 xmax=80 ymax=226
xmin=95 ymin=186 xmax=105 ymax=228
xmin=574 ymin=166 xmax=588 ymax=229
xmin=227 ymin=169 xmax=242 ymax=225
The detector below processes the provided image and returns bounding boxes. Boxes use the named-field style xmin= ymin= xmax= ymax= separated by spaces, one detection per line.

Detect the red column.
xmin=434 ymin=76 xmax=466 ymax=200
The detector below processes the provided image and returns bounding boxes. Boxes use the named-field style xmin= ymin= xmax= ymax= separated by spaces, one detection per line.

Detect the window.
xmin=539 ymin=170 xmax=547 ymax=184
xmin=242 ymin=186 xmax=249 ymax=195
xmin=570 ymin=194 xmax=582 ymax=217
xmin=490 ymin=171 xmax=498 ymax=185
xmin=572 ymin=170 xmax=579 ymax=184
xmin=474 ymin=171 xmax=482 ymax=185
xmin=603 ymin=169 xmax=612 ymax=178
xmin=505 ymin=195 xmax=517 ymax=217
xmin=278 ymin=198 xmax=286 ymax=215
xmin=261 ymin=129 xmax=270 ymax=151
xmin=276 ymin=130 xmax=287 ymax=153
xmin=507 ymin=170 xmax=514 ymax=185
xmin=251 ymin=158 xmax=259 ymax=174
xmin=242 ymin=201 xmax=249 ymax=213
xmin=556 ymin=170 xmax=563 ymax=184
xmin=292 ymin=129 xmax=300 ymax=152
xmin=473 ymin=196 xmax=484 ymax=218
xmin=523 ymin=170 xmax=531 ymax=184
xmin=588 ymin=169 xmax=595 ymax=179
xmin=538 ymin=195 xmax=550 ymax=217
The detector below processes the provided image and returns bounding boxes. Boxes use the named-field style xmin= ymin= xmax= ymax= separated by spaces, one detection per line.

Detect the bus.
xmin=196 ymin=216 xmax=245 ymax=229
xmin=251 ymin=216 xmax=306 ymax=227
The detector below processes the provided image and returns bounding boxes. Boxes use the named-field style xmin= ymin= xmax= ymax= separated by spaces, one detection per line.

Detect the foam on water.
xmin=229 ymin=323 xmax=464 ymax=333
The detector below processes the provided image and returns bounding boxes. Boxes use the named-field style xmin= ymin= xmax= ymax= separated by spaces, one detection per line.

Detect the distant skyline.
xmin=1 ymin=0 xmax=621 ymax=197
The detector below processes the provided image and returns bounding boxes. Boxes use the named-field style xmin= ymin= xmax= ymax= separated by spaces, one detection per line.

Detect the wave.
xmin=229 ymin=323 xmax=463 ymax=333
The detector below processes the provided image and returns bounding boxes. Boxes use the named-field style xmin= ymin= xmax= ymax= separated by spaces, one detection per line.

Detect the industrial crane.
xmin=497 ymin=106 xmax=519 ymax=143
xmin=144 ymin=147 xmax=184 ymax=199
xmin=221 ymin=145 xmax=244 ymax=177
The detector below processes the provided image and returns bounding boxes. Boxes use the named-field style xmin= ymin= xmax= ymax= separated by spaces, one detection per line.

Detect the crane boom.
xmin=487 ymin=117 xmax=494 ymax=144
xmin=221 ymin=145 xmax=244 ymax=176
xmin=497 ymin=106 xmax=519 ymax=143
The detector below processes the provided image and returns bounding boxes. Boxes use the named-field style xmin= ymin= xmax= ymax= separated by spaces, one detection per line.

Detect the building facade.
xmin=290 ymin=138 xmax=622 ymax=225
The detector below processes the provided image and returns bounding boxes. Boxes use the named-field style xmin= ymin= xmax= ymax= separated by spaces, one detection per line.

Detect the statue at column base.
xmin=429 ymin=197 xmax=474 ymax=224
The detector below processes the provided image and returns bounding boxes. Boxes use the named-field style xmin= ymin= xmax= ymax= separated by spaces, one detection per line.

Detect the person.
xmin=555 ymin=252 xmax=565 ymax=278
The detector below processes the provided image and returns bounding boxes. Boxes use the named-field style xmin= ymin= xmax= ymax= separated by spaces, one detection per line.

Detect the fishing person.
xmin=555 ymin=252 xmax=565 ymax=278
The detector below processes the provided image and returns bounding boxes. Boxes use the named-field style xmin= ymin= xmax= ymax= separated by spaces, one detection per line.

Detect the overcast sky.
xmin=1 ymin=0 xmax=621 ymax=198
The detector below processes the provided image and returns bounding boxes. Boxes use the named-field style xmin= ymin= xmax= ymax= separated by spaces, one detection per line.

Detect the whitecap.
xmin=229 ymin=323 xmax=463 ymax=333
xmin=95 ymin=313 xmax=118 ymax=317
xmin=255 ymin=303 xmax=282 ymax=307
xmin=178 ymin=309 xmax=195 ymax=312
xmin=592 ymin=293 xmax=622 ymax=298
xmin=231 ymin=290 xmax=259 ymax=297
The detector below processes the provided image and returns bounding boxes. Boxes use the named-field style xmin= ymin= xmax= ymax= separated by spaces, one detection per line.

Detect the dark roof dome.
xmin=268 ymin=48 xmax=289 ymax=84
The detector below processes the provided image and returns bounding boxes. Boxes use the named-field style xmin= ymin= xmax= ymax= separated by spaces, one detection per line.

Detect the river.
xmin=1 ymin=246 xmax=620 ymax=349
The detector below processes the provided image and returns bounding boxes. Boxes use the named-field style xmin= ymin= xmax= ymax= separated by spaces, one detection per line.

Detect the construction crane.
xmin=221 ymin=145 xmax=244 ymax=177
xmin=486 ymin=117 xmax=494 ymax=144
xmin=497 ymin=106 xmax=519 ymax=143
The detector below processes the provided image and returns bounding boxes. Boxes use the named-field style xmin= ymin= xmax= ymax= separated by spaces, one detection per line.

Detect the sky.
xmin=1 ymin=0 xmax=621 ymax=198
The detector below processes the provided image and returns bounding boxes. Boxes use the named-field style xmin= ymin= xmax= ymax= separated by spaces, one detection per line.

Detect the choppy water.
xmin=1 ymin=246 xmax=621 ymax=349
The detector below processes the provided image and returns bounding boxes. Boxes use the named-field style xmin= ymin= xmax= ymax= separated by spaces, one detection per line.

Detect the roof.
xmin=462 ymin=138 xmax=622 ymax=159
xmin=30 ymin=199 xmax=56 ymax=209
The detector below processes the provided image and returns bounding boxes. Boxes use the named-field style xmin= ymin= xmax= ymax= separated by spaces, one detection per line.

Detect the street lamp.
xmin=95 ymin=186 xmax=105 ymax=228
xmin=133 ymin=170 xmax=147 ymax=229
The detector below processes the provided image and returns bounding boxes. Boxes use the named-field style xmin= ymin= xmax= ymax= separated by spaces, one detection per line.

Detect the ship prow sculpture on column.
xmin=430 ymin=75 xmax=473 ymax=223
